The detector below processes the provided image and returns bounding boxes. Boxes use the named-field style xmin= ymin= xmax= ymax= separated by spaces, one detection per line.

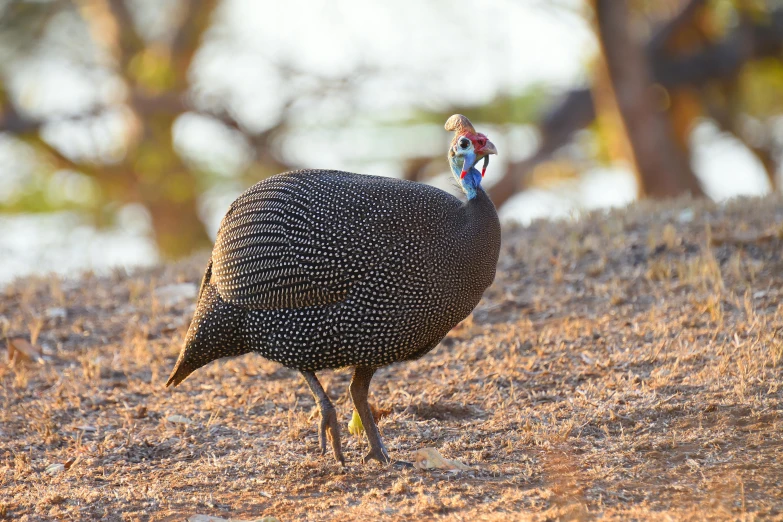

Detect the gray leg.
xmin=301 ymin=370 xmax=344 ymax=465
xmin=350 ymin=366 xmax=391 ymax=465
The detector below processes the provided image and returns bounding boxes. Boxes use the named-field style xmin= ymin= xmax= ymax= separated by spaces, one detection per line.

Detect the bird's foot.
xmin=363 ymin=444 xmax=391 ymax=466
xmin=318 ymin=406 xmax=345 ymax=466
xmin=362 ymin=448 xmax=411 ymax=468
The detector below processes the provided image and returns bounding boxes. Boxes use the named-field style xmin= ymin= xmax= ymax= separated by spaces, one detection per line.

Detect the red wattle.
xmin=481 ymin=167 xmax=486 ymax=178
xmin=460 ymin=170 xmax=467 ymax=179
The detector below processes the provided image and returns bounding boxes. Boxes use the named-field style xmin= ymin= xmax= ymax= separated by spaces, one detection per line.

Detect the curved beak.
xmin=476 ymin=139 xmax=497 ymax=158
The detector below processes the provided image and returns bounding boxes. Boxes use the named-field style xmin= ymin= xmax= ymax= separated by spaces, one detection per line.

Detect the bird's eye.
xmin=459 ymin=138 xmax=470 ymax=150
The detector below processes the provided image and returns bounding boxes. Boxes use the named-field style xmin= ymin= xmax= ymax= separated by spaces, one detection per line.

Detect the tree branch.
xmin=490 ymin=5 xmax=783 ymax=206
xmin=166 ymin=0 xmax=218 ymax=93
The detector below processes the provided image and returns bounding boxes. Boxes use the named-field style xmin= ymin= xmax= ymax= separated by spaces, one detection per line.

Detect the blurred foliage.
xmin=588 ymin=0 xmax=782 ymax=196
xmin=0 ymin=0 xmax=782 ymax=260
xmin=411 ymin=85 xmax=552 ymax=127
xmin=741 ymin=59 xmax=783 ymax=115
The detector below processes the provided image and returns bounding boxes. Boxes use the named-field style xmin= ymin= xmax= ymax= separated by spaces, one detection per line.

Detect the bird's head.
xmin=445 ymin=114 xmax=497 ymax=200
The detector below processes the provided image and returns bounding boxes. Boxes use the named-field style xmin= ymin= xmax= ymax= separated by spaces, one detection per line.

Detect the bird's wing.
xmin=210 ymin=170 xmax=460 ymax=311
xmin=210 ymin=173 xmax=351 ymax=310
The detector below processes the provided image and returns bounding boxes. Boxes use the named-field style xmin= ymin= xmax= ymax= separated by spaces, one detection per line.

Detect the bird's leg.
xmin=350 ymin=366 xmax=391 ymax=465
xmin=301 ymin=370 xmax=344 ymax=465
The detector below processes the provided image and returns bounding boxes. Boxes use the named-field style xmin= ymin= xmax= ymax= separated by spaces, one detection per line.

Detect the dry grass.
xmin=2 ymin=196 xmax=783 ymax=521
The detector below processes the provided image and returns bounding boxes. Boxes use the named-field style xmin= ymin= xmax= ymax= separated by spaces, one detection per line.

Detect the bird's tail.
xmin=166 ymin=261 xmax=248 ymax=387
xmin=166 ymin=350 xmax=196 ymax=388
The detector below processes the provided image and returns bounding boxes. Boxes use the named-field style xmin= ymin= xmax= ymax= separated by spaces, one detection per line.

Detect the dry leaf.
xmin=6 ymin=337 xmax=43 ymax=364
xmin=677 ymin=208 xmax=694 ymax=223
xmin=63 ymin=457 xmax=78 ymax=470
xmin=370 ymin=404 xmax=392 ymax=423
xmin=45 ymin=307 xmax=67 ymax=320
xmin=45 ymin=463 xmax=65 ymax=475
xmin=348 ymin=405 xmax=392 ymax=436
xmin=167 ymin=414 xmax=195 ymax=425
xmin=710 ymin=228 xmax=781 ymax=246
xmin=413 ymin=447 xmax=472 ymax=471
xmin=348 ymin=410 xmax=363 ymax=436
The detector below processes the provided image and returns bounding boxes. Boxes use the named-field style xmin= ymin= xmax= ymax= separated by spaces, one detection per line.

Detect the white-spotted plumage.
xmin=166 ymin=168 xmax=500 ymax=385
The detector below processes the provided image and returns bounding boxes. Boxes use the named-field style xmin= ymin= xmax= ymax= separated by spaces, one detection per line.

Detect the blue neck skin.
xmin=449 ymin=153 xmax=482 ymax=200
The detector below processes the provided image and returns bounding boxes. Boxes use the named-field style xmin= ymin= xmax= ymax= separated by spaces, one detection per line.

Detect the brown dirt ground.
xmin=2 ymin=196 xmax=783 ymax=521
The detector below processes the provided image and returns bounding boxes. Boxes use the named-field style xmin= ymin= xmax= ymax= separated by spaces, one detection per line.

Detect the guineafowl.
xmin=166 ymin=114 xmax=500 ymax=465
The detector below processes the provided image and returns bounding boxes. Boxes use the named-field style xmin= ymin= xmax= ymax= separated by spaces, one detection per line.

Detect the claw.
xmin=363 ymin=445 xmax=391 ymax=466
xmin=301 ymin=370 xmax=345 ymax=466
xmin=318 ymin=406 xmax=345 ymax=465
xmin=362 ymin=437 xmax=391 ymax=466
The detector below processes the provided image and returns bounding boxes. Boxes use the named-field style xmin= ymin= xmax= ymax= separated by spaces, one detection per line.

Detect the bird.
xmin=166 ymin=114 xmax=501 ymax=466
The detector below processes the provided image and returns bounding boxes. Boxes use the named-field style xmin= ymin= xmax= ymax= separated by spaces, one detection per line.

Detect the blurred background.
xmin=1 ymin=0 xmax=781 ymax=284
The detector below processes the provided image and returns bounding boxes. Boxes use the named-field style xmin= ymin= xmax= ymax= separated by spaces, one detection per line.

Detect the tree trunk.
xmin=592 ymin=0 xmax=704 ymax=198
